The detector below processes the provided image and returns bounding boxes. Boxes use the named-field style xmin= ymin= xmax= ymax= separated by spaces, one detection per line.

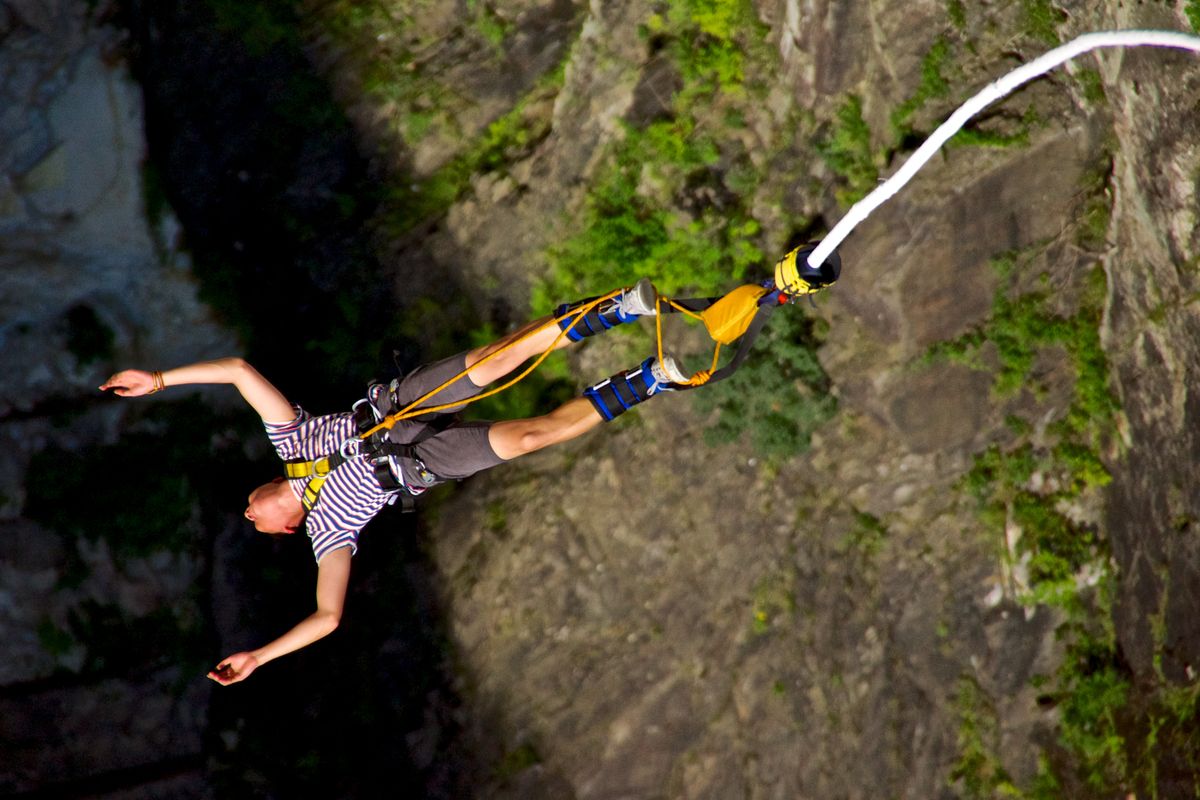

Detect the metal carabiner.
xmin=339 ymin=438 xmax=362 ymax=459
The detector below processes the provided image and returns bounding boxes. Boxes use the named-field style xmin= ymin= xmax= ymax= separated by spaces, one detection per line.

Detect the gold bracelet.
xmin=149 ymin=370 xmax=165 ymax=394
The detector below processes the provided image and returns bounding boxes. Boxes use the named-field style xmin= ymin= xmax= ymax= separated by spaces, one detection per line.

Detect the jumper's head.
xmin=774 ymin=243 xmax=841 ymax=296
xmin=245 ymin=477 xmax=304 ymax=534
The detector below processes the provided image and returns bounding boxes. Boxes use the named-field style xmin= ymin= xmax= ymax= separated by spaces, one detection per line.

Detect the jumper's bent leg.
xmin=464 ymin=315 xmax=569 ymax=388
xmin=487 ymin=351 xmax=686 ymax=460
xmin=465 ymin=279 xmax=659 ymax=388
xmin=488 ymin=397 xmax=603 ymax=460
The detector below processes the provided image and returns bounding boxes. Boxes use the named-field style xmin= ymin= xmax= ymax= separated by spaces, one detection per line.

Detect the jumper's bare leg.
xmin=487 ymin=397 xmax=603 ymax=460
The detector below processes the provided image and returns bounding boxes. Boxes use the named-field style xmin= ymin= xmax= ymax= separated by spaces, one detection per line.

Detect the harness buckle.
xmin=339 ymin=438 xmax=362 ymax=459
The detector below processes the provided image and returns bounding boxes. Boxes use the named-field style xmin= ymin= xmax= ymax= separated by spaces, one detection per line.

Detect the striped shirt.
xmin=265 ymin=407 xmax=392 ymax=563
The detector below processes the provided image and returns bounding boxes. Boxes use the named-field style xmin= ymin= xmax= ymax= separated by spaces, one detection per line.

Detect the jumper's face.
xmin=245 ymin=478 xmax=300 ymax=534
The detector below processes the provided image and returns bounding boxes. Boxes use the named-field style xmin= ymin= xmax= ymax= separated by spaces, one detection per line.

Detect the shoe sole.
xmin=656 ymin=353 xmax=688 ymax=384
xmin=622 ymin=277 xmax=658 ymax=317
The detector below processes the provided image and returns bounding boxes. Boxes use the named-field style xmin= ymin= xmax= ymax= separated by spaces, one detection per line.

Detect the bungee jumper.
xmin=98 ymin=244 xmax=840 ymax=685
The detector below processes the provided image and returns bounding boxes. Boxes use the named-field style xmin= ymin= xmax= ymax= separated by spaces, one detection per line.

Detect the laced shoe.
xmin=614 ymin=277 xmax=658 ymax=319
xmin=648 ymin=353 xmax=687 ymax=389
xmin=556 ymin=277 xmax=659 ymax=341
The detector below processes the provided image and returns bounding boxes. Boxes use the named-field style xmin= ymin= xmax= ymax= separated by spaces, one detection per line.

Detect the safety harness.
xmin=282 ymin=383 xmax=446 ymax=514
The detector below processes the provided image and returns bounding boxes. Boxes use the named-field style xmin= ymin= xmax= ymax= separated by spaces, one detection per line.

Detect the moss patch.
xmin=817 ymin=95 xmax=879 ymax=207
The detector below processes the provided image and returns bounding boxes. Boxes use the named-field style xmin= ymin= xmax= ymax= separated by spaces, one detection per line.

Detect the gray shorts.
xmin=384 ymin=352 xmax=506 ymax=482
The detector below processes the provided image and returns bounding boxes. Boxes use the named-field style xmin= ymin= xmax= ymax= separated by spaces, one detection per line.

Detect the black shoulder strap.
xmin=660 ymin=296 xmax=722 ymax=314
xmin=667 ymin=301 xmax=777 ymax=390
xmin=702 ymin=302 xmax=776 ymax=385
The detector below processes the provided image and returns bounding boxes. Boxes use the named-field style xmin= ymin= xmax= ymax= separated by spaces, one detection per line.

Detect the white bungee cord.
xmin=806 ymin=30 xmax=1200 ymax=270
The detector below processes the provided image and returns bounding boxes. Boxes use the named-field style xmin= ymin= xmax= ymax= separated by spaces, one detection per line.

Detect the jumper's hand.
xmin=207 ymin=652 xmax=259 ymax=685
xmin=99 ymin=370 xmax=156 ymax=397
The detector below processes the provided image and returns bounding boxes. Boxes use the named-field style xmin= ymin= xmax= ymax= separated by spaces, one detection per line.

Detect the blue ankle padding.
xmin=555 ymin=303 xmax=588 ymax=341
xmin=556 ymin=292 xmax=639 ymax=342
xmin=583 ymin=357 xmax=658 ymax=421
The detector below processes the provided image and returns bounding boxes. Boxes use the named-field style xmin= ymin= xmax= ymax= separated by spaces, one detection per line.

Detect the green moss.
xmin=1014 ymin=492 xmax=1098 ymax=584
xmin=1020 ymin=0 xmax=1062 ymax=45
xmin=1005 ymin=414 xmax=1032 ymax=436
xmin=949 ymin=125 xmax=1031 ymax=151
xmin=1051 ymin=616 xmax=1132 ymax=791
xmin=750 ymin=569 xmax=796 ymax=635
xmin=946 ymin=248 xmax=1135 ymax=797
xmin=380 ymin=66 xmax=566 ymax=236
xmin=1076 ymin=193 xmax=1112 ymax=251
xmin=891 ymin=37 xmax=955 ymax=136
xmin=467 ymin=0 xmax=511 ymax=49
xmin=882 ymin=27 xmax=1048 ymax=160
xmin=818 ymin=95 xmax=880 ymax=207
xmin=838 ymin=510 xmax=889 ymax=558
xmin=1074 ymin=162 xmax=1114 ymax=252
xmin=948 ymin=272 xmax=1116 ymax=589
xmin=484 ymin=500 xmax=508 ymax=535
xmin=946 ymin=0 xmax=967 ymax=30
xmin=1187 ymin=1 xmax=1200 ymax=33
xmin=1141 ymin=683 xmax=1200 ymax=796
xmin=664 ymin=0 xmax=768 ymax=98
xmin=950 ymin=677 xmax=1023 ymax=799
xmin=924 ymin=329 xmax=987 ymax=369
xmin=535 ymin=0 xmax=831 ymax=461
xmin=1052 ymin=442 xmax=1111 ymax=492
xmin=962 ymin=444 xmax=1037 ymax=502
xmin=1075 ymin=67 xmax=1107 ymax=106
xmin=321 ymin=0 xmax=575 ymax=238
xmin=692 ymin=311 xmax=838 ymax=458
xmin=931 ymin=258 xmax=1116 ymax=433
xmin=535 ymin=116 xmax=757 ymax=306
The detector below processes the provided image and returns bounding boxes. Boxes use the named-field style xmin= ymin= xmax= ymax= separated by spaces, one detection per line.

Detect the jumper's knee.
xmin=515 ymin=427 xmax=549 ymax=456
xmin=489 ymin=418 xmax=554 ymax=460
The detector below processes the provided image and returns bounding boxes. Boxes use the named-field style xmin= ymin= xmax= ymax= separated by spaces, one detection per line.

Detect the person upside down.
xmin=99 ymin=279 xmax=692 ymax=685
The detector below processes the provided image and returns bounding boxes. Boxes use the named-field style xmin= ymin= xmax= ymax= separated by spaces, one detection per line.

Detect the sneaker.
xmin=615 ymin=277 xmax=658 ymax=319
xmin=649 ymin=353 xmax=687 ymax=387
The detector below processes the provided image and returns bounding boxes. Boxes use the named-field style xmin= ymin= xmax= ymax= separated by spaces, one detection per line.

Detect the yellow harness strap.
xmin=284 ymin=458 xmax=333 ymax=480
xmin=285 ymin=457 xmax=337 ymax=511
xmin=301 ymin=477 xmax=325 ymax=512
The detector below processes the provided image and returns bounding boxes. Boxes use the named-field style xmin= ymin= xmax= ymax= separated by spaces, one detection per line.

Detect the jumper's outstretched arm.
xmin=207 ymin=546 xmax=352 ymax=686
xmin=101 ymin=358 xmax=295 ymax=424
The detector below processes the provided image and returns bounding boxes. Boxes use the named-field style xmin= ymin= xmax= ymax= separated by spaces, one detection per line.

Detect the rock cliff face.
xmin=0 ymin=2 xmax=234 ymax=795
xmin=2 ymin=0 xmax=1199 ymax=797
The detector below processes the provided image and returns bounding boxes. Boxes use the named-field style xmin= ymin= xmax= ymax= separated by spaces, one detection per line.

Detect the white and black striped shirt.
xmin=265 ymin=407 xmax=390 ymax=563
